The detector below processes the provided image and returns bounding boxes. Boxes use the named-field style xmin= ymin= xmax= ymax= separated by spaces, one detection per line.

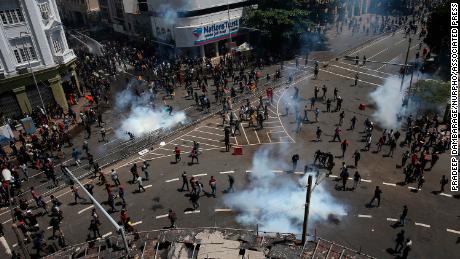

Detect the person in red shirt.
xmin=174 ymin=146 xmax=181 ymax=163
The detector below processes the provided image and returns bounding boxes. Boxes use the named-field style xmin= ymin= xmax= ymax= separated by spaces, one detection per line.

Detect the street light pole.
xmin=400 ymin=37 xmax=412 ymax=91
xmin=19 ymin=32 xmax=46 ymax=116
xmin=62 ymin=167 xmax=130 ymax=256
xmin=301 ymin=175 xmax=312 ymax=245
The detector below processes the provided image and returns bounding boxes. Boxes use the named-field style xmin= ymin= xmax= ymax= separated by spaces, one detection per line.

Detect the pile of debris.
xmin=43 ymin=227 xmax=375 ymax=259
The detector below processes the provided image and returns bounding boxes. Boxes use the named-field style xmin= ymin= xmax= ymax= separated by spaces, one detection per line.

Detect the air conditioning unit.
xmin=17 ymin=68 xmax=28 ymax=74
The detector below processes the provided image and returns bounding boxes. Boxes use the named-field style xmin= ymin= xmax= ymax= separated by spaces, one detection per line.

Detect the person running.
xmin=292 ymin=154 xmax=300 ymax=172
xmin=340 ymin=139 xmax=349 ymax=157
xmin=340 ymin=167 xmax=349 ymax=191
xmin=118 ymin=185 xmax=126 ymax=205
xmin=394 ymin=230 xmax=405 ymax=254
xmin=352 ymin=150 xmax=361 ymax=167
xmin=399 ymin=205 xmax=408 ymax=226
xmin=168 ymin=209 xmax=177 ymax=228
xmin=88 ymin=219 xmax=102 ymax=239
xmin=369 ymin=186 xmax=382 ymax=207
xmin=332 ymin=127 xmax=341 ymax=142
xmin=402 ymin=238 xmax=412 ymax=258
xmin=190 ymin=147 xmax=199 ymax=164
xmin=136 ymin=175 xmax=146 ymax=192
xmin=316 ymin=127 xmax=322 ymax=142
xmin=180 ymin=172 xmax=189 ymax=191
xmin=353 ymin=171 xmax=361 ymax=190
xmin=71 ymin=186 xmax=87 ymax=204
xmin=227 ymin=175 xmax=235 ymax=192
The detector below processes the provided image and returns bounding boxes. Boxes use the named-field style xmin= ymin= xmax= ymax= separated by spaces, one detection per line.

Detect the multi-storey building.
xmin=0 ymin=0 xmax=78 ymax=117
xmin=56 ymin=0 xmax=100 ymax=26
xmin=149 ymin=0 xmax=253 ymax=58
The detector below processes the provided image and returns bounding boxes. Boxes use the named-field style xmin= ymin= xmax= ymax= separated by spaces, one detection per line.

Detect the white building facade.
xmin=149 ymin=0 xmax=253 ymax=58
xmin=0 ymin=0 xmax=79 ymax=117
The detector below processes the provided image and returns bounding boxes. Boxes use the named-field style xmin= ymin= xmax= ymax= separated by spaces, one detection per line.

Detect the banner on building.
xmin=175 ymin=18 xmax=240 ymax=48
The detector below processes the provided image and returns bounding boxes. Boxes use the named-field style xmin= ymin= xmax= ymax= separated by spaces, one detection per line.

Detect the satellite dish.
xmin=160 ymin=141 xmax=166 ymax=146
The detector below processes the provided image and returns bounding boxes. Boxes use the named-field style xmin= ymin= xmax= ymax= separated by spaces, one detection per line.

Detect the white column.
xmin=21 ymin=0 xmax=55 ymax=67
xmin=200 ymin=45 xmax=205 ymax=59
xmin=0 ymin=27 xmax=17 ymax=73
xmin=214 ymin=42 xmax=219 ymax=57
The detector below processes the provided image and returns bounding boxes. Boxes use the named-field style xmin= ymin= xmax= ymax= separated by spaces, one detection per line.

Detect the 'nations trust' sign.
xmin=192 ymin=18 xmax=239 ymax=46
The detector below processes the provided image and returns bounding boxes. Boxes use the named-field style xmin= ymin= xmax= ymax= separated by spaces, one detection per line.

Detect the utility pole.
xmin=62 ymin=167 xmax=130 ymax=256
xmin=400 ymin=37 xmax=412 ymax=91
xmin=301 ymin=175 xmax=313 ymax=245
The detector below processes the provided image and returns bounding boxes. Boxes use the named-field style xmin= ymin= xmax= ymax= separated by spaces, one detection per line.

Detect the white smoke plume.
xmin=114 ymin=78 xmax=186 ymax=139
xmin=369 ymin=76 xmax=417 ymax=130
xmin=223 ymin=146 xmax=347 ymax=234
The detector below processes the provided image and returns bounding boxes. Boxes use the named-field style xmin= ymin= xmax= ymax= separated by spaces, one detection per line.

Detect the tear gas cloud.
xmin=223 ymin=146 xmax=347 ymax=234
xmin=369 ymin=76 xmax=417 ymax=130
xmin=114 ymin=78 xmax=186 ymax=139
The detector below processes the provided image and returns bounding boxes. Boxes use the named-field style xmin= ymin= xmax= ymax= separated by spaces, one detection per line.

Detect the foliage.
xmin=424 ymin=2 xmax=450 ymax=80
xmin=413 ymin=80 xmax=450 ymax=105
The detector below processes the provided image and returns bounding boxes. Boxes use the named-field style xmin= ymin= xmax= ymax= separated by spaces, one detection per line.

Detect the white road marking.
xmin=102 ymin=232 xmax=112 ymax=238
xmin=272 ymin=170 xmax=283 ymax=173
xmin=220 ymin=171 xmax=235 ymax=174
xmin=214 ymin=208 xmax=232 ymax=212
xmin=172 ymin=142 xmax=193 ymax=148
xmin=195 ymin=130 xmax=222 ymax=136
xmin=394 ymin=38 xmax=406 ymax=45
xmin=193 ymin=173 xmax=207 ymax=177
xmin=408 ymin=187 xmax=420 ymax=191
xmin=47 ymin=226 xmax=53 ymax=230
xmin=368 ymin=47 xmax=389 ymax=59
xmin=415 ymin=222 xmax=431 ymax=228
xmin=184 ymin=210 xmax=200 ymax=214
xmin=131 ymin=221 xmax=142 ymax=226
xmin=246 ymin=170 xmax=252 ymax=173
xmin=2 ymin=219 xmax=12 ymax=224
xmin=268 ymin=131 xmax=285 ymax=134
xmin=440 ymin=193 xmax=453 ymax=197
xmin=361 ymin=179 xmax=372 ymax=183
xmin=329 ymin=174 xmax=339 ymax=178
xmin=387 ymin=218 xmax=398 ymax=222
xmin=331 ymin=64 xmax=386 ymax=79
xmin=382 ymin=182 xmax=397 ymax=187
xmin=241 ymin=125 xmax=250 ymax=145
xmin=358 ymin=214 xmax=372 ymax=218
xmin=78 ymin=205 xmax=95 ymax=214
xmin=12 ymin=243 xmax=17 ymax=248
xmin=144 ymin=184 xmax=153 ymax=189
xmin=294 ymin=172 xmax=304 ymax=175
xmin=165 ymin=178 xmax=179 ymax=183
xmin=155 ymin=214 xmax=169 ymax=219
xmin=446 ymin=228 xmax=460 ymax=235
xmin=254 ymin=129 xmax=261 ymax=144
xmin=349 ymin=33 xmax=394 ymax=55
xmin=138 ymin=149 xmax=149 ymax=156
xmin=185 ymin=134 xmax=221 ymax=143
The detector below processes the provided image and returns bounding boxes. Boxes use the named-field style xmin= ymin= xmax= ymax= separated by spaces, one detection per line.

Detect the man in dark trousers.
xmin=224 ymin=127 xmax=231 ymax=152
xmin=340 ymin=166 xmax=349 ymax=191
xmin=369 ymin=186 xmax=382 ymax=207
xmin=399 ymin=205 xmax=408 ymax=226
xmin=439 ymin=175 xmax=449 ymax=193
xmin=352 ymin=150 xmax=361 ymax=167
xmin=394 ymin=230 xmax=405 ymax=254
xmin=180 ymin=172 xmax=189 ymax=191
xmin=292 ymin=154 xmax=300 ymax=172
xmin=168 ymin=209 xmax=177 ymax=228
xmin=227 ymin=175 xmax=235 ymax=192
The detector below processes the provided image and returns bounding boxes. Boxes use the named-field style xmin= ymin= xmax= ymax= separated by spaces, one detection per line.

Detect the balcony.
xmin=54 ymin=49 xmax=76 ymax=64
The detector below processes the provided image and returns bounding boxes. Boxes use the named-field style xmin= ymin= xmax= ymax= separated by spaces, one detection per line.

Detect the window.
xmin=29 ymin=47 xmax=37 ymax=60
xmin=0 ymin=9 xmax=25 ymax=25
xmin=0 ymin=11 xmax=7 ymax=24
xmin=13 ymin=47 xmax=38 ymax=64
xmin=16 ymin=9 xmax=24 ymax=22
xmin=5 ymin=10 xmax=13 ymax=24
xmin=52 ymin=39 xmax=62 ymax=53
xmin=39 ymin=3 xmax=51 ymax=20
xmin=13 ymin=49 xmax=21 ymax=63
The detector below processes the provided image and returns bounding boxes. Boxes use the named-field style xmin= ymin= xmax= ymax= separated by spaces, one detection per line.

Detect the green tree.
xmin=424 ymin=2 xmax=450 ymax=80
xmin=244 ymin=0 xmax=317 ymax=56
xmin=413 ymin=79 xmax=450 ymax=105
